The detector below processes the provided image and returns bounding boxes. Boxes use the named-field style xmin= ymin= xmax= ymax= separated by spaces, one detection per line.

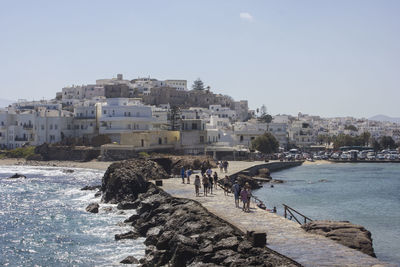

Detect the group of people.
xmin=180 ymin=167 xmax=193 ymax=184
xmin=231 ymin=181 xmax=252 ymax=212
xmin=218 ymin=160 xmax=229 ymax=173
xmin=180 ymin=161 xmax=251 ymax=212
xmin=193 ymin=167 xmax=219 ymax=197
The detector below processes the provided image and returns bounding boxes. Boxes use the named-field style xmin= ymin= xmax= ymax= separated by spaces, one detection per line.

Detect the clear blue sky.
xmin=1 ymin=0 xmax=399 ymax=118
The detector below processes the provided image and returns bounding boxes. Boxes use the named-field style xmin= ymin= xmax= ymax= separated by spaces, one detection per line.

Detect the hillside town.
xmin=1 ymin=74 xmax=400 ymax=159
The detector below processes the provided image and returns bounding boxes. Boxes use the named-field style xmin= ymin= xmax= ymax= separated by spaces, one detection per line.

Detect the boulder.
xmin=236 ymin=174 xmax=262 ymax=190
xmin=81 ymin=185 xmax=101 ymax=191
xmin=257 ymin=168 xmax=271 ymax=178
xmin=120 ymin=256 xmax=139 ymax=264
xmin=115 ymin=230 xmax=140 ymax=240
xmin=117 ymin=201 xmax=140 ymax=210
xmin=101 ymin=159 xmax=168 ymax=203
xmin=302 ymin=220 xmax=376 ymax=257
xmin=149 ymin=155 xmax=216 ymax=175
xmin=8 ymin=173 xmax=26 ymax=179
xmin=62 ymin=169 xmax=75 ymax=174
xmin=85 ymin=203 xmax=99 ymax=213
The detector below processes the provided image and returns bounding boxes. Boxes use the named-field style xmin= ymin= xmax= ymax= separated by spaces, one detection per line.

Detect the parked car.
xmin=331 ymin=153 xmax=340 ymax=159
xmin=367 ymin=152 xmax=376 ymax=160
xmin=340 ymin=152 xmax=350 ymax=160
xmin=376 ymin=153 xmax=385 ymax=160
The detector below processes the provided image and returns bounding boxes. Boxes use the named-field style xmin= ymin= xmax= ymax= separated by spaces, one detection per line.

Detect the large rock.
xmin=120 ymin=256 xmax=139 ymax=264
xmin=101 ymin=159 xmax=168 ymax=203
xmin=302 ymin=220 xmax=376 ymax=257
xmin=8 ymin=173 xmax=26 ymax=179
xmin=150 ymin=155 xmax=216 ymax=175
xmin=236 ymin=174 xmax=262 ymax=190
xmin=85 ymin=203 xmax=99 ymax=213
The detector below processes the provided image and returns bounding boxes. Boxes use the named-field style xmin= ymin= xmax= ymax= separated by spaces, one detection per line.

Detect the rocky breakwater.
xmin=302 ymin=220 xmax=376 ymax=257
xmin=100 ymin=159 xmax=300 ymax=266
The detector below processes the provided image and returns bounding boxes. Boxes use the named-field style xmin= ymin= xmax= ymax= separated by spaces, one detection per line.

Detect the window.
xmin=55 ymin=125 xmax=58 ymax=130
xmin=192 ymin=123 xmax=197 ymax=130
xmin=50 ymin=124 xmax=53 ymax=130
xmin=104 ymin=110 xmax=107 ymax=114
xmin=67 ymin=125 xmax=71 ymax=130
xmin=158 ymin=137 xmax=162 ymax=145
xmin=164 ymin=137 xmax=167 ymax=144
xmin=200 ymin=136 xmax=204 ymax=143
xmin=240 ymin=135 xmax=244 ymax=142
xmin=41 ymin=125 xmax=45 ymax=130
xmin=141 ymin=139 xmax=144 ymax=147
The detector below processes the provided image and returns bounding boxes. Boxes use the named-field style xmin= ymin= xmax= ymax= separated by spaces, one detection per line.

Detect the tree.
xmin=359 ymin=132 xmax=371 ymax=146
xmin=371 ymin=138 xmax=381 ymax=152
xmin=192 ymin=78 xmax=205 ymax=90
xmin=379 ymin=136 xmax=396 ymax=149
xmin=258 ymin=114 xmax=272 ymax=123
xmin=167 ymin=106 xmax=182 ymax=131
xmin=251 ymin=132 xmax=279 ymax=154
xmin=344 ymin=125 xmax=358 ymax=131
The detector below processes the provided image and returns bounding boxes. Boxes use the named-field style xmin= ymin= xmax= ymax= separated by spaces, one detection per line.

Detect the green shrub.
xmin=139 ymin=151 xmax=150 ymax=158
xmin=6 ymin=146 xmax=37 ymax=159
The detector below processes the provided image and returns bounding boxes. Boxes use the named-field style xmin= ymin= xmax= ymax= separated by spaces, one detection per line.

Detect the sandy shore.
xmin=0 ymin=158 xmax=113 ymax=171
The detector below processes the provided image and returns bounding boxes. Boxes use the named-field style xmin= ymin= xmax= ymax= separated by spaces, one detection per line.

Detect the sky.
xmin=0 ymin=0 xmax=399 ymax=118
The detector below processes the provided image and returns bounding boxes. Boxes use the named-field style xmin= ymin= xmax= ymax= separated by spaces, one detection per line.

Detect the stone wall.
xmin=34 ymin=144 xmax=100 ymax=161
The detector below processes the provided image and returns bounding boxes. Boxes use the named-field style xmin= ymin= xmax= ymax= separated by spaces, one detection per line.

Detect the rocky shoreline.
xmin=98 ymin=159 xmax=300 ymax=266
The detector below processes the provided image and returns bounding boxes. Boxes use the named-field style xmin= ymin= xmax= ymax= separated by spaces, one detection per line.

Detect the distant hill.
xmin=369 ymin=114 xmax=400 ymax=123
xmin=0 ymin=98 xmax=13 ymax=108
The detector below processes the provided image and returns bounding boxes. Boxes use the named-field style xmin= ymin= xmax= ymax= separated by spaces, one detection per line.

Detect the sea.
xmin=255 ymin=163 xmax=400 ymax=266
xmin=0 ymin=165 xmax=145 ymax=267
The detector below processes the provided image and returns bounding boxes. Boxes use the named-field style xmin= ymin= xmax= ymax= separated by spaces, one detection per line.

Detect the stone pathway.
xmin=160 ymin=161 xmax=393 ymax=267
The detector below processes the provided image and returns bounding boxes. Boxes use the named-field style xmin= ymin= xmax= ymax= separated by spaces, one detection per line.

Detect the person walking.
xmin=208 ymin=174 xmax=213 ymax=194
xmin=202 ymin=175 xmax=209 ymax=196
xmin=206 ymin=167 xmax=212 ymax=177
xmin=219 ymin=161 xmax=224 ymax=173
xmin=232 ymin=181 xmax=241 ymax=208
xmin=201 ymin=163 xmax=207 ymax=176
xmin=213 ymin=172 xmax=218 ymax=190
xmin=245 ymin=182 xmax=252 ymax=212
xmin=181 ymin=167 xmax=186 ymax=184
xmin=240 ymin=188 xmax=248 ymax=212
xmin=194 ymin=175 xmax=201 ymax=196
xmin=223 ymin=161 xmax=229 ymax=173
xmin=223 ymin=175 xmax=230 ymax=196
xmin=186 ymin=169 xmax=192 ymax=184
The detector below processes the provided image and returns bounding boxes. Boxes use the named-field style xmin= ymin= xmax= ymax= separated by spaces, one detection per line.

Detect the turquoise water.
xmin=0 ymin=166 xmax=145 ymax=267
xmin=255 ymin=163 xmax=400 ymax=266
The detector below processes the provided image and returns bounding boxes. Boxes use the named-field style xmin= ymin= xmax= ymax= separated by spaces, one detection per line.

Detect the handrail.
xmin=283 ymin=204 xmax=313 ymax=225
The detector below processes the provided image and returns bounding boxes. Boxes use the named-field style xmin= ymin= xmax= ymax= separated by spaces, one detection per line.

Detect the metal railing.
xmin=283 ymin=204 xmax=313 ymax=225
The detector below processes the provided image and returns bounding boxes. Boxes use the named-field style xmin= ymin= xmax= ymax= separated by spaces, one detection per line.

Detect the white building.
xmin=98 ymin=98 xmax=155 ymax=142
xmin=164 ymin=80 xmax=187 ymax=91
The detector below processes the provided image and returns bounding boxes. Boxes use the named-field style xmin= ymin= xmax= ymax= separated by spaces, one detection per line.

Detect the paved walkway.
xmin=160 ymin=161 xmax=392 ymax=267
